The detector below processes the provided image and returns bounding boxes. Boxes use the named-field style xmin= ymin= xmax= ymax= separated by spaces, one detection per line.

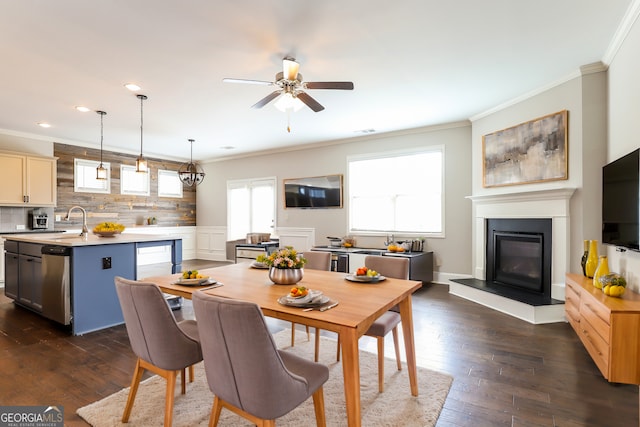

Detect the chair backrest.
xmin=114 ymin=276 xmax=201 ymax=370
xmin=192 ymin=291 xmax=313 ymax=419
xmin=303 ymin=251 xmax=332 ymax=271
xmin=364 ymin=255 xmax=410 ymax=279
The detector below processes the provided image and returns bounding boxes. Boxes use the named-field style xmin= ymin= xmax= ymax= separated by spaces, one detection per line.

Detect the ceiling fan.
xmin=223 ymin=57 xmax=354 ymax=113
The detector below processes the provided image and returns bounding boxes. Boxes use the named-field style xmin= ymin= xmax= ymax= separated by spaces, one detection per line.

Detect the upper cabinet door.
xmin=0 ymin=153 xmax=27 ymax=204
xmin=26 ymin=156 xmax=57 ymax=206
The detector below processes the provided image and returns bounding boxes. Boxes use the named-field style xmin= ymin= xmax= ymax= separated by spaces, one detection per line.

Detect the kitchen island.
xmin=3 ymin=232 xmax=182 ymax=335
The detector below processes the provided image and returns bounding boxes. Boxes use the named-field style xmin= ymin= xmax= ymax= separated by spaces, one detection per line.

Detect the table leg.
xmin=399 ymin=295 xmax=419 ymax=396
xmin=340 ymin=326 xmax=361 ymax=427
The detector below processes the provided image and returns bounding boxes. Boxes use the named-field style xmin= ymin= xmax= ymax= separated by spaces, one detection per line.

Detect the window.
xmin=74 ymin=158 xmax=110 ymax=193
xmin=227 ymin=178 xmax=276 ymax=240
xmin=158 ymin=169 xmax=183 ymax=198
xmin=120 ymin=164 xmax=150 ymax=196
xmin=348 ymin=147 xmax=444 ymax=236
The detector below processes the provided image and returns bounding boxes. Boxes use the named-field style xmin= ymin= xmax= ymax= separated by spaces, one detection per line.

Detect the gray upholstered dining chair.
xmin=114 ymin=276 xmax=203 ymax=427
xmin=291 ymin=251 xmax=332 ymax=350
xmin=192 ymin=291 xmax=330 ymax=427
xmin=331 ymin=255 xmax=409 ymax=392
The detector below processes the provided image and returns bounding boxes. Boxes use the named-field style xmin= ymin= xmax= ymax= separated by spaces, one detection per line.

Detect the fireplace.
xmin=485 ymin=218 xmax=552 ymax=299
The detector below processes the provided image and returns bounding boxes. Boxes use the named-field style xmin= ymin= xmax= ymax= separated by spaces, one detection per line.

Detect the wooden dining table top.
xmin=145 ymin=262 xmax=422 ymax=336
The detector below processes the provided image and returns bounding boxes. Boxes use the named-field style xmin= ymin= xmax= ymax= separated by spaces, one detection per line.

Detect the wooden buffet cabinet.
xmin=565 ymin=273 xmax=640 ymax=384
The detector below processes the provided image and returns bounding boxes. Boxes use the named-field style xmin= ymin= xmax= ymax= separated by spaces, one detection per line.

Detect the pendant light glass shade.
xmin=178 ymin=139 xmax=205 ymax=186
xmin=96 ymin=110 xmax=108 ymax=180
xmin=135 ymin=94 xmax=148 ymax=173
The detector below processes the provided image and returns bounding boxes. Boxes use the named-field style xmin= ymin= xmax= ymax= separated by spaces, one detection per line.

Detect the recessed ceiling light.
xmin=75 ymin=106 xmax=91 ymax=112
xmin=37 ymin=122 xmax=51 ymax=128
xmin=124 ymin=83 xmax=141 ymax=91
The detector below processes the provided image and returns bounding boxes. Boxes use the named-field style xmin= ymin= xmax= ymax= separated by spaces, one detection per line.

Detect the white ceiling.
xmin=0 ymin=1 xmax=634 ymax=162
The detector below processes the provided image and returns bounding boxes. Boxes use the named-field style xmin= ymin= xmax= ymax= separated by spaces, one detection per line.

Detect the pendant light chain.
xmin=96 ymin=110 xmax=107 ymax=180
xmin=135 ymin=94 xmax=148 ymax=173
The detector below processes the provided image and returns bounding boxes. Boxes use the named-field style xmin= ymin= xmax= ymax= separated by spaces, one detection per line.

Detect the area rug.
xmin=78 ymin=330 xmax=452 ymax=427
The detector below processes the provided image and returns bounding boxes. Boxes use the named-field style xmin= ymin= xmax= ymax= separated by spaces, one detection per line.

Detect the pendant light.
xmin=178 ymin=139 xmax=205 ymax=186
xmin=95 ymin=110 xmax=108 ymax=180
xmin=135 ymin=94 xmax=148 ymax=173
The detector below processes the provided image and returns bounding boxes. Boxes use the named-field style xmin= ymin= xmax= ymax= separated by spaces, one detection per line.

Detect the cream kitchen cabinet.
xmin=0 ymin=153 xmax=57 ymax=206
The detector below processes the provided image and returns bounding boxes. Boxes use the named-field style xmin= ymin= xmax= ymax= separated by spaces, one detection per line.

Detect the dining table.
xmin=143 ymin=262 xmax=421 ymax=427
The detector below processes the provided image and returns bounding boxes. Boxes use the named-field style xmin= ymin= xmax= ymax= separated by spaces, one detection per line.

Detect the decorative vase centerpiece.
xmin=592 ymin=255 xmax=610 ymax=289
xmin=585 ymin=240 xmax=599 ymax=279
xmin=258 ymin=246 xmax=307 ymax=285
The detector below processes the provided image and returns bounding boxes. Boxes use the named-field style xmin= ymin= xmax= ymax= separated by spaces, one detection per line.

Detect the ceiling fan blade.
xmin=296 ymin=92 xmax=325 ymax=112
xmin=223 ymin=78 xmax=274 ymax=86
xmin=305 ymin=81 xmax=354 ymax=90
xmin=251 ymin=91 xmax=282 ymax=109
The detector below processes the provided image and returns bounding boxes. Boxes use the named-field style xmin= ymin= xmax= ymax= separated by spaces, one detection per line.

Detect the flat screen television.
xmin=602 ymin=148 xmax=639 ymax=251
xmin=284 ymin=174 xmax=343 ymax=209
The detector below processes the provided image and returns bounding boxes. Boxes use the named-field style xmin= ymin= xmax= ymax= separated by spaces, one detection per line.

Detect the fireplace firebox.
xmin=486 ymin=218 xmax=552 ymax=299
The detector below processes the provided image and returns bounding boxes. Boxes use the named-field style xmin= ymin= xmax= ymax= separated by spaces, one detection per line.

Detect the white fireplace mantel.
xmin=450 ymin=187 xmax=576 ymax=324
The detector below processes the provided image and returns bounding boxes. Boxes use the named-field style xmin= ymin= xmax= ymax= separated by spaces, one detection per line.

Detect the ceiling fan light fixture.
xmin=274 ymin=93 xmax=304 ymax=112
xmin=178 ymin=139 xmax=205 ymax=186
xmin=96 ymin=110 xmax=108 ymax=180
xmin=283 ymin=57 xmax=299 ymax=81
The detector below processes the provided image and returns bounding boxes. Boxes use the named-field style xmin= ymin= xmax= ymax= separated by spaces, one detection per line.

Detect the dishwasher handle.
xmin=42 ymin=245 xmax=72 ymax=256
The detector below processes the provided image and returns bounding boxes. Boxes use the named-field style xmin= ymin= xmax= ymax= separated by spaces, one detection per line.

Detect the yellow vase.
xmin=585 ymin=240 xmax=598 ymax=278
xmin=593 ymin=256 xmax=610 ymax=289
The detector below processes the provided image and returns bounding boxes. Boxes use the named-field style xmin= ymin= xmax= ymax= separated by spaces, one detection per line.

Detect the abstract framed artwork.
xmin=482 ymin=110 xmax=568 ymax=188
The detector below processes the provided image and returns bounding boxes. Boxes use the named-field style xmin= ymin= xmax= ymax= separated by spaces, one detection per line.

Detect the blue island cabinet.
xmin=70 ymin=239 xmax=182 ymax=335
xmin=70 ymin=243 xmax=136 ymax=335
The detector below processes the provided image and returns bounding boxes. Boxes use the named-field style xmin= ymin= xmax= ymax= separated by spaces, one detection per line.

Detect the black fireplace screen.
xmin=486 ymin=218 xmax=552 ymax=297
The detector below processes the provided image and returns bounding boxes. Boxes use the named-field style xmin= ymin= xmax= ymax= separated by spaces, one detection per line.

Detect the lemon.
xmin=603 ymin=285 xmax=610 ymax=295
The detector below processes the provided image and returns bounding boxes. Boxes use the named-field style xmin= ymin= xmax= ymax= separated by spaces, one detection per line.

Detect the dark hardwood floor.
xmin=0 ymin=260 xmax=637 ymax=426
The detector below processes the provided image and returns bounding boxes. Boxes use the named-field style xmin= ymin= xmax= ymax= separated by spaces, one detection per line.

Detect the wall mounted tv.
xmin=602 ymin=148 xmax=639 ymax=251
xmin=284 ymin=174 xmax=343 ymax=209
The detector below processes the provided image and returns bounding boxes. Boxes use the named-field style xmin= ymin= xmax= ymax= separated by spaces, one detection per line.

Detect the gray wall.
xmin=197 ymin=122 xmax=473 ymax=277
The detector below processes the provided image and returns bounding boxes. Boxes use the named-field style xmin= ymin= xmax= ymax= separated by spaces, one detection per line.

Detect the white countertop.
xmin=1 ymin=232 xmax=181 ymax=247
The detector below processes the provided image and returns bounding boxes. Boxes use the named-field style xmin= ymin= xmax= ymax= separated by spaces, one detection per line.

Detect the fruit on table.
xmin=289 ymin=286 xmax=308 ymax=298
xmin=387 ymin=244 xmax=398 ymax=252
xmin=182 ymin=270 xmax=203 ymax=279
xmin=356 ymin=267 xmax=378 ymax=277
xmin=599 ymin=273 xmax=627 ymax=298
xmin=93 ymin=222 xmax=125 ymax=233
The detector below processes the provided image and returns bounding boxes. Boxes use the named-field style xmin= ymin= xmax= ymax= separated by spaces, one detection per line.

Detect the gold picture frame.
xmin=482 ymin=110 xmax=568 ymax=188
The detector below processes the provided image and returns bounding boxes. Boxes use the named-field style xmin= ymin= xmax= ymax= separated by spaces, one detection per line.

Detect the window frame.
xmin=73 ymin=158 xmax=111 ymax=194
xmin=157 ymin=169 xmax=183 ymax=198
xmin=120 ymin=164 xmax=150 ymax=196
xmin=347 ymin=146 xmax=445 ymax=238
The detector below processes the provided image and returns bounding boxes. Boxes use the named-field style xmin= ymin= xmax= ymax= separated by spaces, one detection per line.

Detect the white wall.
xmin=197 ymin=122 xmax=473 ymax=277
xmin=606 ymin=8 xmax=640 ymax=292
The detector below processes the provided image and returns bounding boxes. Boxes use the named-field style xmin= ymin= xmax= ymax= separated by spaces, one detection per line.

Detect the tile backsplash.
xmin=0 ymin=206 xmax=55 ymax=233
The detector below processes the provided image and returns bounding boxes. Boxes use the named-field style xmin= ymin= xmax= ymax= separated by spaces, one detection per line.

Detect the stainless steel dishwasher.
xmin=41 ymin=245 xmax=72 ymax=325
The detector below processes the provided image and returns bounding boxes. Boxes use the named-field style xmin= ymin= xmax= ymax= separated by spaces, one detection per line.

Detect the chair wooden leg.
xmin=336 ymin=335 xmax=341 ymax=362
xmin=181 ymin=368 xmax=186 ymax=395
xmin=291 ymin=323 xmax=296 ymax=346
xmin=305 ymin=325 xmax=311 ymax=340
xmin=392 ymin=326 xmax=402 ymax=371
xmin=189 ymin=364 xmax=195 ymax=382
xmin=122 ymin=358 xmax=145 ymax=423
xmin=314 ymin=328 xmax=320 ymax=362
xmin=209 ymin=396 xmax=223 ymax=427
xmin=312 ymin=386 xmax=327 ymax=427
xmin=165 ymin=370 xmax=177 ymax=427
xmin=377 ymin=336 xmax=385 ymax=393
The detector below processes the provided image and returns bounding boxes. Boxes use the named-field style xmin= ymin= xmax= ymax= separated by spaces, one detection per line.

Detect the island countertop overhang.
xmin=1 ymin=232 xmax=181 ymax=247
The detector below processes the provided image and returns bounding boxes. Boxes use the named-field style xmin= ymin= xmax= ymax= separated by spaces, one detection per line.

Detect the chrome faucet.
xmin=65 ymin=205 xmax=88 ymax=238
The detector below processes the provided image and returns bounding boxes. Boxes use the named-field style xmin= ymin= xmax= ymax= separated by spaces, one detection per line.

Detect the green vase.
xmin=585 ymin=240 xmax=598 ymax=279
